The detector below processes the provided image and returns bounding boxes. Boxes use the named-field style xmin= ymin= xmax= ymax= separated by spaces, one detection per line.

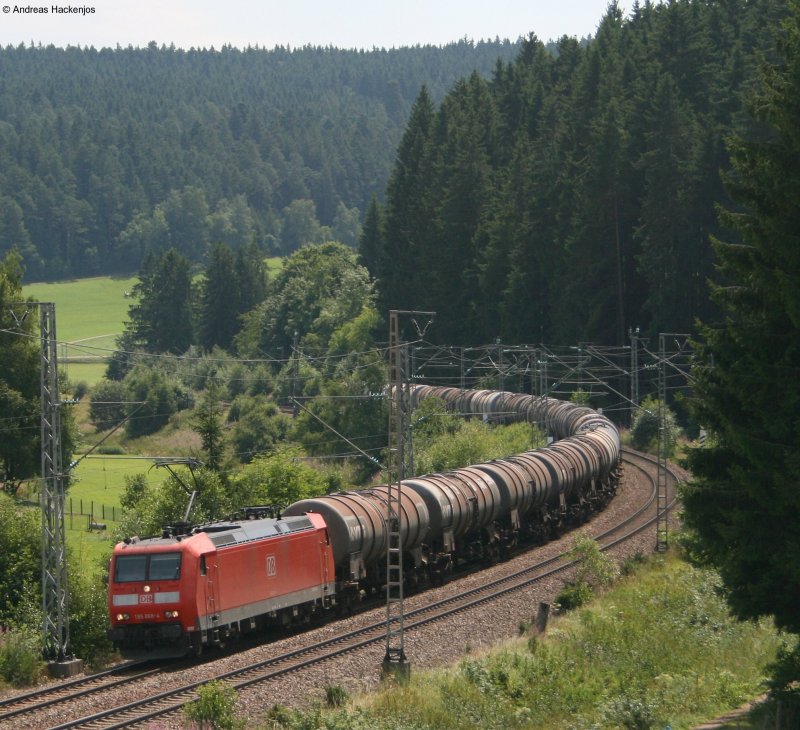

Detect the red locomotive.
xmin=108 ymin=510 xmax=335 ymax=657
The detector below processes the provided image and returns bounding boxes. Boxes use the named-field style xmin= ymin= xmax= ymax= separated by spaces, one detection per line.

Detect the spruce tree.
xmin=126 ymin=248 xmax=194 ymax=354
xmin=199 ymin=242 xmax=238 ymax=352
xmin=357 ymin=194 xmax=383 ymax=279
xmin=682 ymin=3 xmax=800 ymax=644
xmin=379 ymin=86 xmax=435 ymax=316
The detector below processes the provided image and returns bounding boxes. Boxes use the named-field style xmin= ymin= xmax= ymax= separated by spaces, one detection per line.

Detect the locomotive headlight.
xmin=143 ymin=585 xmax=151 ymax=593
xmin=116 ymin=613 xmax=130 ymax=621
xmin=164 ymin=610 xmax=180 ymax=619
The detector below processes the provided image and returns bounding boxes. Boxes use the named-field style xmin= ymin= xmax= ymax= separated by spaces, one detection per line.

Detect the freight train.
xmin=107 ymin=385 xmax=620 ymax=657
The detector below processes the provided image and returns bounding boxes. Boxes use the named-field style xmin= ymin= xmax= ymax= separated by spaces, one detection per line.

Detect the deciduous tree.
xmin=0 ymin=250 xmax=46 ymax=490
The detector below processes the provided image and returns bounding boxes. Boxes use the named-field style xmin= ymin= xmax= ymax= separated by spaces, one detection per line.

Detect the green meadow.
xmin=24 ymin=276 xmax=136 ymax=386
xmin=23 ymin=259 xmax=283 ymax=387
xmin=18 ymin=455 xmax=170 ymax=571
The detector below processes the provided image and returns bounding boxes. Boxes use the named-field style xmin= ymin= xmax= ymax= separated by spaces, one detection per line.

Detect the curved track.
xmin=6 ymin=448 xmax=682 ymax=730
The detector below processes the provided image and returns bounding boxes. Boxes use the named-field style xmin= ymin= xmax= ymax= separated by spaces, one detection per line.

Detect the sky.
xmin=0 ymin=1 xmax=625 ymax=51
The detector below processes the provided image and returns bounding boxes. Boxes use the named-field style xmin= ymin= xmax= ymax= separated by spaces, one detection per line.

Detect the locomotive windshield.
xmin=150 ymin=553 xmax=182 ymax=580
xmin=114 ymin=553 xmax=181 ymax=582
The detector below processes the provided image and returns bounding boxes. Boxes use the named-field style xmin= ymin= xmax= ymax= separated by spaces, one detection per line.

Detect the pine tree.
xmin=199 ymin=242 xmax=238 ymax=352
xmin=192 ymin=381 xmax=226 ymax=472
xmin=234 ymin=241 xmax=267 ymax=316
xmin=126 ymin=248 xmax=194 ymax=354
xmin=379 ymin=86 xmax=435 ymax=316
xmin=683 ymin=3 xmax=800 ymax=644
xmin=357 ymin=194 xmax=383 ymax=279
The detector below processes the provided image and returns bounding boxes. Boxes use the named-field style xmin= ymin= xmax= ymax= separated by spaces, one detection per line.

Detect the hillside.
xmin=368 ymin=0 xmax=788 ymax=346
xmin=0 ymin=40 xmax=520 ymax=281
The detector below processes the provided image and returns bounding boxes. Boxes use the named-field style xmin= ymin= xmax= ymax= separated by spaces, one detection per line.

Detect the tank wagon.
xmin=108 ymin=385 xmax=619 ymax=657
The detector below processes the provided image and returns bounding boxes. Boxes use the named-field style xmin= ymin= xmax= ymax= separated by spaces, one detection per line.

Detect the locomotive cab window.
xmin=150 ymin=553 xmax=181 ymax=580
xmin=114 ymin=555 xmax=147 ymax=583
xmin=114 ymin=553 xmax=181 ymax=582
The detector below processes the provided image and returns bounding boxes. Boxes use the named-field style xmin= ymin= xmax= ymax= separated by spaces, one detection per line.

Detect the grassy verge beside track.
xmin=272 ymin=550 xmax=788 ymax=730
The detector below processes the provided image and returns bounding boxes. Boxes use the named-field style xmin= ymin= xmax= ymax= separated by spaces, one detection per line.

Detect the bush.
xmin=119 ymin=473 xmax=148 ymax=511
xmin=89 ymin=379 xmax=127 ymax=431
xmin=232 ymin=446 xmax=328 ymax=508
xmin=96 ymin=445 xmax=126 ymax=455
xmin=324 ymin=684 xmax=349 ymax=707
xmin=184 ymin=680 xmax=241 ymax=729
xmin=631 ymin=396 xmax=680 ymax=457
xmin=123 ymin=364 xmax=193 ymax=438
xmin=415 ymin=420 xmax=543 ymax=475
xmin=556 ymin=581 xmax=594 ymax=610
xmin=568 ymin=534 xmax=619 ymax=588
xmin=601 ymin=694 xmax=658 ymax=729
xmin=228 ymin=395 xmax=290 ymax=463
xmin=118 ymin=468 xmax=232 ymax=539
xmin=67 ymin=561 xmax=114 ymax=668
xmin=0 ymin=625 xmax=44 ymax=687
xmin=0 ymin=497 xmax=41 ymax=623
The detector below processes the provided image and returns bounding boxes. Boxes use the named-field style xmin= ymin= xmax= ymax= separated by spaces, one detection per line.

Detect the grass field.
xmin=22 ymin=259 xmax=283 ymax=387
xmin=24 ymin=276 xmax=136 ymax=386
xmin=17 ymin=454 xmax=171 ymax=572
xmin=302 ymin=551 xmax=783 ymax=730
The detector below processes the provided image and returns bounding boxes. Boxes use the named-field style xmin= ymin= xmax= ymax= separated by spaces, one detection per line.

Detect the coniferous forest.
xmin=367 ymin=0 xmax=787 ymax=345
xmin=0 ymin=38 xmax=521 ymax=280
xmin=0 ymin=0 xmax=788 ymax=348
xmin=2 ymin=0 xmax=800 ymax=704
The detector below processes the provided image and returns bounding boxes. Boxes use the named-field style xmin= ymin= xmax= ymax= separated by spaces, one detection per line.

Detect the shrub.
xmin=96 ymin=445 xmax=126 ymax=455
xmin=0 ymin=498 xmax=41 ymax=623
xmin=67 ymin=561 xmax=114 ymax=668
xmin=568 ymin=534 xmax=619 ymax=588
xmin=123 ymin=364 xmax=193 ymax=438
xmin=89 ymin=379 xmax=127 ymax=431
xmin=184 ymin=680 xmax=241 ymax=729
xmin=631 ymin=396 xmax=680 ymax=457
xmin=324 ymin=684 xmax=349 ymax=707
xmin=556 ymin=581 xmax=594 ymax=610
xmin=601 ymin=694 xmax=658 ymax=729
xmin=119 ymin=473 xmax=148 ymax=511
xmin=0 ymin=625 xmax=44 ymax=687
xmin=622 ymin=552 xmax=647 ymax=577
xmin=228 ymin=395 xmax=290 ymax=463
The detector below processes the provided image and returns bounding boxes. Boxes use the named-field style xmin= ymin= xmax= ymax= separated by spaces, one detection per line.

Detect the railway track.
xmin=0 ymin=662 xmax=155 ymax=727
xmin=4 ymin=448 xmax=681 ymax=730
